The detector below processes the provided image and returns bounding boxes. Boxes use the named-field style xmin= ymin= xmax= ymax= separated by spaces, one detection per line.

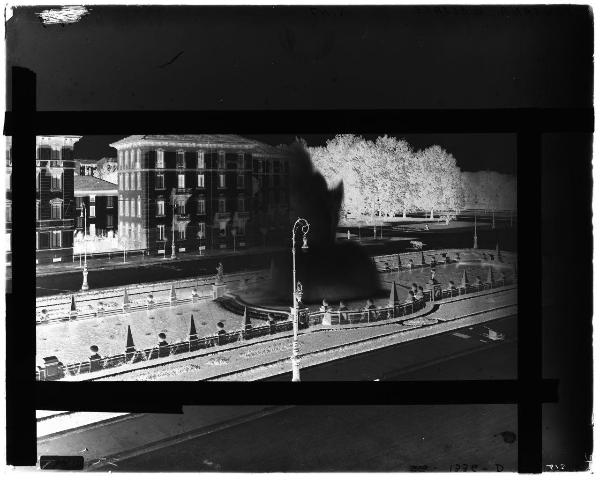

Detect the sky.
xmin=74 ymin=133 xmax=516 ymax=174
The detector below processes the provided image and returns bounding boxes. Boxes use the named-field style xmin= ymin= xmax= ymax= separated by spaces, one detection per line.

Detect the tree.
xmin=310 ymin=134 xmax=376 ymax=218
xmin=413 ymin=145 xmax=462 ymax=219
xmin=373 ymin=136 xmax=414 ymax=217
xmin=309 ymin=135 xmax=514 ymax=223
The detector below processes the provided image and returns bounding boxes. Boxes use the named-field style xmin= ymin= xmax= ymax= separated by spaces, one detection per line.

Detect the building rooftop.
xmin=74 ymin=176 xmax=118 ymax=194
xmin=74 ymin=158 xmax=99 ymax=165
xmin=109 ymin=135 xmax=288 ymax=157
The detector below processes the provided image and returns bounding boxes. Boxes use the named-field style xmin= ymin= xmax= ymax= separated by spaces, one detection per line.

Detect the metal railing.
xmin=36 ymin=278 xmax=514 ymax=380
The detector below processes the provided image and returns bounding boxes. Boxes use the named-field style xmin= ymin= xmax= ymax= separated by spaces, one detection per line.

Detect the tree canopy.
xmin=308 ymin=134 xmax=516 ymax=218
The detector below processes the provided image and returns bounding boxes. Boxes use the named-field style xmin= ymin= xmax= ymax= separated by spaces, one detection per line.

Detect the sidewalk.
xmin=34 ymin=245 xmax=286 ymax=277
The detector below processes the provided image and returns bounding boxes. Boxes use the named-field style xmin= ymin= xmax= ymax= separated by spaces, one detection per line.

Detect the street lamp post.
xmin=291 ymin=217 xmax=310 ymax=382
xmin=171 ymin=190 xmax=177 ymax=260
xmin=81 ymin=202 xmax=89 ymax=291
xmin=231 ymin=227 xmax=237 ymax=253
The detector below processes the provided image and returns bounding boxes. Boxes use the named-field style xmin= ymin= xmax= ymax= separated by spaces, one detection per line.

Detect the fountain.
xmin=268 ymin=142 xmax=381 ymax=304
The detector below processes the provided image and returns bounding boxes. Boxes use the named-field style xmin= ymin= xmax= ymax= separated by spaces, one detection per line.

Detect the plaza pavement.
xmin=65 ymin=285 xmax=517 ymax=382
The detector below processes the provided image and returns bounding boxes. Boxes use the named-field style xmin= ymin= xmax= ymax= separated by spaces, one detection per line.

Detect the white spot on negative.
xmin=37 ymin=6 xmax=89 ymax=25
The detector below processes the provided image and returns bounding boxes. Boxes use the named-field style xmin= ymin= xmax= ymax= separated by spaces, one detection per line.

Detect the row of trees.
xmin=308 ymin=134 xmax=516 ymax=219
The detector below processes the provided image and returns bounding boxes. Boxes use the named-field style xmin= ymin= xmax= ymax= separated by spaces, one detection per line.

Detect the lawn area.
xmin=36 ymin=299 xmax=268 ymax=366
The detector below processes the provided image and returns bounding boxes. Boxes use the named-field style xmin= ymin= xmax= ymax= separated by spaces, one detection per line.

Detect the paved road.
xmin=30 ymin=225 xmax=516 ymax=297
xmin=33 ymin=250 xmax=274 ymax=297
xmin=102 ymin=405 xmax=517 ymax=472
xmin=260 ymin=316 xmax=516 ymax=382
xmin=92 ymin=322 xmax=517 ymax=472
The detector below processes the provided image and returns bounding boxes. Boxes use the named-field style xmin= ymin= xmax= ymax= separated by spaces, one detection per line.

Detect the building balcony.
xmin=175 ymin=188 xmax=192 ymax=195
xmin=36 ymin=219 xmax=75 ymax=229
xmin=214 ymin=212 xmax=231 ymax=222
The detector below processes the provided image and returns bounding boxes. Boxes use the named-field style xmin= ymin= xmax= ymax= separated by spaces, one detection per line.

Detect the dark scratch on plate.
xmin=158 ymin=51 xmax=184 ymax=68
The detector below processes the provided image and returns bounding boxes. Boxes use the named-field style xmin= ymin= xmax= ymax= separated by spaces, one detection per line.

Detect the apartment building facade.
xmin=74 ymin=176 xmax=118 ymax=237
xmin=35 ymin=135 xmax=81 ymax=264
xmin=109 ymin=135 xmax=291 ymax=255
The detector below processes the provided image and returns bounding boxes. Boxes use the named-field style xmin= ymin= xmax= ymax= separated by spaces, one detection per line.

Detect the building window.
xmin=178 ymin=174 xmax=186 ymax=189
xmin=137 ymin=196 xmax=141 ymax=217
xmin=76 ymin=216 xmax=83 ymax=228
xmin=136 ymin=149 xmax=141 ymax=169
xmin=124 ymin=199 xmax=129 ymax=217
xmin=50 ymin=201 xmax=62 ymax=220
xmin=90 ymin=205 xmax=96 ymax=217
xmin=237 ymin=153 xmax=244 ymax=170
xmin=6 ymin=202 xmax=12 ymax=222
xmin=36 ymin=170 xmax=40 ymax=191
xmin=124 ymin=173 xmax=129 ymax=190
xmin=197 ymin=198 xmax=205 ymax=215
xmin=75 ymin=197 xmax=83 ymax=208
xmin=130 ymin=198 xmax=135 ymax=217
xmin=51 ymin=231 xmax=62 ymax=248
xmin=50 ymin=173 xmax=62 ymax=191
xmin=36 ymin=232 xmax=39 ymax=250
xmin=237 ymin=174 xmax=245 ymax=188
xmin=197 ymin=174 xmax=205 ymax=188
xmin=131 ymin=173 xmax=136 ymax=190
xmin=119 ymin=196 xmax=123 ymax=216
xmin=198 ymin=222 xmax=206 ymax=239
xmin=107 ymin=214 xmax=114 ymax=228
xmin=157 ymin=199 xmax=165 ymax=216
xmin=90 ymin=195 xmax=96 ymax=203
xmin=106 ymin=196 xmax=114 ymax=208
xmin=38 ymin=146 xmax=52 ymax=160
xmin=218 ymin=152 xmax=226 ymax=170
xmin=177 ymin=223 xmax=186 ymax=240
xmin=218 ymin=198 xmax=226 ymax=213
xmin=156 ymin=150 xmax=165 ymax=169
xmin=176 ymin=151 xmax=185 ymax=169
xmin=197 ymin=151 xmax=205 ymax=169
xmin=137 ymin=172 xmax=141 ymax=190
xmin=157 ymin=224 xmax=165 ymax=241
xmin=218 ymin=174 xmax=226 ymax=188
xmin=155 ymin=173 xmax=165 ymax=190
xmin=36 ymin=201 xmax=40 ymax=221
xmin=237 ymin=197 xmax=245 ymax=212
xmin=176 ymin=199 xmax=186 ymax=215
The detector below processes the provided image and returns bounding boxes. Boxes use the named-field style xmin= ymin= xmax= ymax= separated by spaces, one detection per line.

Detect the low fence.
xmin=36 ymin=276 xmax=513 ymax=381
xmin=71 ymin=248 xmax=148 ymax=263
xmin=36 ymin=269 xmax=269 ymax=324
xmin=36 ymin=248 xmax=514 ymax=323
xmin=371 ymin=248 xmax=512 ymax=273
